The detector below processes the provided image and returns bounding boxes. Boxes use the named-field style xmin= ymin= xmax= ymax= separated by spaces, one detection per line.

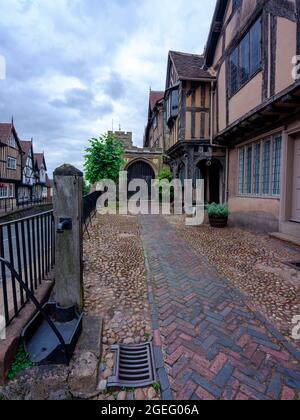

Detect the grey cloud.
xmin=0 ymin=0 xmax=216 ymax=174
xmin=104 ymin=71 xmax=126 ymax=100
xmin=50 ymin=88 xmax=114 ymax=118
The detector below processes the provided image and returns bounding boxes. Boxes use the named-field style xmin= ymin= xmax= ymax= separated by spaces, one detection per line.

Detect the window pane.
xmin=233 ymin=0 xmax=242 ymax=11
xmin=250 ymin=19 xmax=262 ymax=75
xmin=272 ymin=135 xmax=282 ymax=196
xmin=240 ymin=33 xmax=250 ymax=85
xmin=246 ymin=146 xmax=252 ymax=194
xmin=262 ymin=140 xmax=271 ymax=195
xmin=230 ymin=48 xmax=239 ymax=96
xmin=254 ymin=143 xmax=261 ymax=194
xmin=171 ymin=89 xmax=179 ymax=117
xmin=239 ymin=148 xmax=245 ymax=194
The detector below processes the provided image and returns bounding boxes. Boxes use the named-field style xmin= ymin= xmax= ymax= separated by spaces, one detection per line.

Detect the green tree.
xmin=84 ymin=133 xmax=125 ymax=184
xmin=83 ymin=178 xmax=90 ymax=196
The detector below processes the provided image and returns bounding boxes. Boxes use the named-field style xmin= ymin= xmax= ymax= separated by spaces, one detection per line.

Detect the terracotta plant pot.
xmin=209 ymin=215 xmax=228 ymax=228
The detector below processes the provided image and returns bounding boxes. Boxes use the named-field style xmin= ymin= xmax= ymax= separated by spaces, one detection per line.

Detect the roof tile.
xmin=169 ymin=51 xmax=212 ymax=80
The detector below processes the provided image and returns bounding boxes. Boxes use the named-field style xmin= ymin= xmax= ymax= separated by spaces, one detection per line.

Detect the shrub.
xmin=207 ymin=203 xmax=230 ymax=218
xmin=158 ymin=169 xmax=174 ymax=202
xmin=158 ymin=169 xmax=173 ymax=183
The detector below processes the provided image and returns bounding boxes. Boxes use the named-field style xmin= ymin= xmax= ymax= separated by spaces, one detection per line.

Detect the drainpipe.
xmin=225 ymin=147 xmax=229 ymax=203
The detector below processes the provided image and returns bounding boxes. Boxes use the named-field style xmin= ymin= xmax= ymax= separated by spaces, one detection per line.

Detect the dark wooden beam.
xmin=281 ymin=94 xmax=300 ymax=105
xmin=264 ymin=105 xmax=291 ymax=114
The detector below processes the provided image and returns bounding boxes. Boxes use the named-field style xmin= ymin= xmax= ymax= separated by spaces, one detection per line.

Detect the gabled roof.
xmin=0 ymin=123 xmax=12 ymax=145
xmin=169 ymin=51 xmax=212 ymax=81
xmin=20 ymin=140 xmax=33 ymax=166
xmin=0 ymin=122 xmax=23 ymax=151
xmin=149 ymin=91 xmax=164 ymax=111
xmin=204 ymin=0 xmax=229 ymax=68
xmin=34 ymin=153 xmax=47 ymax=171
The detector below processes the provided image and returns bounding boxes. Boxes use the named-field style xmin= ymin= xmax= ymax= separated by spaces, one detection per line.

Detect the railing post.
xmin=53 ymin=164 xmax=83 ymax=311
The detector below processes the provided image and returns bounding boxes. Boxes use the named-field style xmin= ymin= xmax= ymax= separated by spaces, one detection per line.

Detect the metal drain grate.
xmin=107 ymin=342 xmax=157 ymax=388
xmin=286 ymin=261 xmax=300 ymax=271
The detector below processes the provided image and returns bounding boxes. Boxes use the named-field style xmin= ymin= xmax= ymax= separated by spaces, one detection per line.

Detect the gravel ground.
xmin=83 ymin=214 xmax=159 ymax=401
xmin=166 ymin=215 xmax=300 ymax=345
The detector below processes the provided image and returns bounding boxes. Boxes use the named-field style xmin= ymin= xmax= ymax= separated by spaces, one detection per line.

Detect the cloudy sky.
xmin=0 ymin=0 xmax=216 ymax=175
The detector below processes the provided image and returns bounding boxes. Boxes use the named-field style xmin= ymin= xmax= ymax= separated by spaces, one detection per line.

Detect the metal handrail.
xmin=0 ymin=209 xmax=54 ymax=227
xmin=0 ymin=257 xmax=69 ymax=363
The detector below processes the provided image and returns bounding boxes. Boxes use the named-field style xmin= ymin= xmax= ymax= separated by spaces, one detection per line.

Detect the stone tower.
xmin=108 ymin=131 xmax=133 ymax=150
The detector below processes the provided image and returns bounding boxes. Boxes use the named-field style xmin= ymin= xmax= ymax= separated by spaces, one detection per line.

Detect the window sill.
xmin=236 ymin=194 xmax=280 ymax=200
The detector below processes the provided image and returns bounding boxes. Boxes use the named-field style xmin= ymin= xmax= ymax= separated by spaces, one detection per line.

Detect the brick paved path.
xmin=140 ymin=215 xmax=300 ymax=400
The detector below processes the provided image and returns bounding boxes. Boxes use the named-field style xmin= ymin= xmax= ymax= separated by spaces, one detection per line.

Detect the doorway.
xmin=291 ymin=138 xmax=300 ymax=222
xmin=195 ymin=159 xmax=223 ymax=204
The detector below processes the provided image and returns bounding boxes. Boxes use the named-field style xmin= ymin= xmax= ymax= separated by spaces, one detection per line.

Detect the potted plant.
xmin=207 ymin=203 xmax=229 ymax=228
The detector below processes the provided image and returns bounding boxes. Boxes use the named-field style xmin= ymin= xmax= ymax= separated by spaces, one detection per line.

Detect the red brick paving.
xmin=140 ymin=216 xmax=300 ymax=400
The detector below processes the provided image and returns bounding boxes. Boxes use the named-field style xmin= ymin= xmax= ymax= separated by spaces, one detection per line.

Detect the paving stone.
xmin=214 ymin=363 xmax=234 ymax=388
xmin=267 ymin=373 xmax=282 ymax=400
xmin=158 ymin=367 xmax=171 ymax=392
xmin=83 ymin=215 xmax=159 ymax=401
xmin=139 ymin=215 xmax=300 ymax=401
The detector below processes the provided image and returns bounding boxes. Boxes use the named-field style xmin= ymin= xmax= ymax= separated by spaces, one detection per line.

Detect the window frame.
xmin=0 ymin=184 xmax=14 ymax=199
xmin=7 ymin=156 xmax=17 ymax=170
xmin=237 ymin=134 xmax=282 ymax=199
xmin=229 ymin=18 xmax=262 ymax=98
xmin=232 ymin=0 xmax=242 ymax=12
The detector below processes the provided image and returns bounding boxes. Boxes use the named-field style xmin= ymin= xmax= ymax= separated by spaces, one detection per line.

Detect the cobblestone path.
xmin=140 ymin=215 xmax=300 ymax=400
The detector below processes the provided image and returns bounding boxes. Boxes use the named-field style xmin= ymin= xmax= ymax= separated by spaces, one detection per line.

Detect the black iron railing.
xmin=0 ymin=210 xmax=55 ymax=326
xmin=83 ymin=191 xmax=101 ymax=231
xmin=0 ymin=198 xmax=52 ymax=215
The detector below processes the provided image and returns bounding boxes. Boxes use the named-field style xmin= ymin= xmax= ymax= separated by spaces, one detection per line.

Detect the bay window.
xmin=166 ymin=88 xmax=179 ymax=123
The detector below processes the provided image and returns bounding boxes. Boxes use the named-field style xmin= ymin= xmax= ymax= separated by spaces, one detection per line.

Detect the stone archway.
xmin=126 ymin=160 xmax=156 ymax=183
xmin=126 ymin=160 xmax=156 ymax=199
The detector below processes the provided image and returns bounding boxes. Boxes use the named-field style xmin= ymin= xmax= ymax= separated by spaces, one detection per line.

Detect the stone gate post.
xmin=53 ymin=164 xmax=84 ymax=310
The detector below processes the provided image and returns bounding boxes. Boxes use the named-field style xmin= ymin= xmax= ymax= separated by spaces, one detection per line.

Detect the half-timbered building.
xmin=0 ymin=122 xmax=23 ymax=207
xmin=33 ymin=153 xmax=47 ymax=202
xmin=204 ymin=0 xmax=300 ymax=241
xmin=144 ymin=90 xmax=166 ymax=150
xmin=18 ymin=140 xmax=35 ymax=203
xmin=164 ymin=51 xmax=227 ymax=204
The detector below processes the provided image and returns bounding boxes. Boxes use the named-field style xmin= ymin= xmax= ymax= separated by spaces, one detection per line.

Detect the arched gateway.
xmin=127 ymin=160 xmax=156 ymax=186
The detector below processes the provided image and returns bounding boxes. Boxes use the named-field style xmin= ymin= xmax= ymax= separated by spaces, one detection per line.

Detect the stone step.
xmin=269 ymin=232 xmax=300 ymax=247
xmin=280 ymin=221 xmax=300 ymax=237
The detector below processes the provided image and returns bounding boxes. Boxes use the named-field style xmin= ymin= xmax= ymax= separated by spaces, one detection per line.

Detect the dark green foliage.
xmin=207 ymin=203 xmax=230 ymax=218
xmin=158 ymin=169 xmax=173 ymax=183
xmin=83 ymin=178 xmax=90 ymax=196
xmin=153 ymin=382 xmax=161 ymax=392
xmin=158 ymin=169 xmax=174 ymax=202
xmin=84 ymin=133 xmax=125 ymax=185
xmin=8 ymin=345 xmax=33 ymax=381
